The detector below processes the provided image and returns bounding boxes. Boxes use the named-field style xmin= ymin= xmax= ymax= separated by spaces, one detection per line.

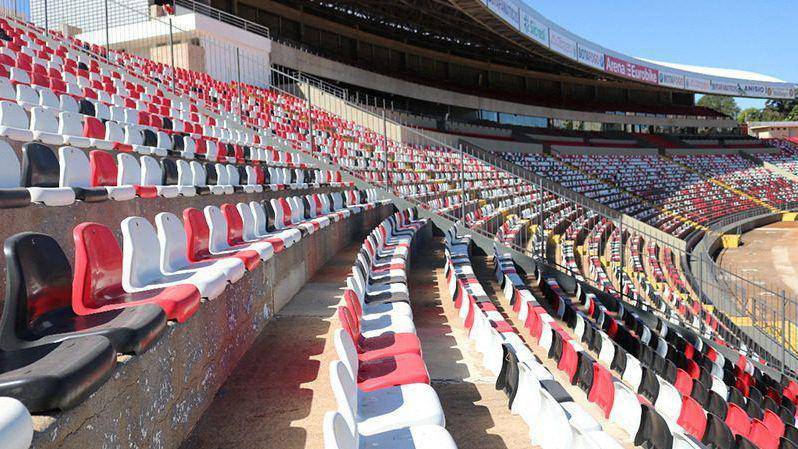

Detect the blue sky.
xmin=528 ymin=0 xmax=797 ymax=110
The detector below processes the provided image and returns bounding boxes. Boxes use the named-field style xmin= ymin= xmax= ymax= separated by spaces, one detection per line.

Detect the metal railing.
xmin=174 ymin=0 xmax=270 ymax=38
xmin=11 ymin=0 xmax=798 ymax=372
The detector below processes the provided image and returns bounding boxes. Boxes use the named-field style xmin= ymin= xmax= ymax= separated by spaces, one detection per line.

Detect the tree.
xmin=697 ymin=95 xmax=740 ymax=118
xmin=737 ymin=107 xmax=761 ymax=123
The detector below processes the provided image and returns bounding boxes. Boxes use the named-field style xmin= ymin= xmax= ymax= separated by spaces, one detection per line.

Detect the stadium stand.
xmin=2 ymin=3 xmax=798 ymax=449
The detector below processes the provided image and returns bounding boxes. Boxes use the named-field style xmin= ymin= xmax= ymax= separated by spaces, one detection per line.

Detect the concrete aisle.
xmin=182 ymin=234 xmax=531 ymax=449
xmin=414 ymin=239 xmax=531 ymax=449
xmin=180 ymin=243 xmax=359 ymax=449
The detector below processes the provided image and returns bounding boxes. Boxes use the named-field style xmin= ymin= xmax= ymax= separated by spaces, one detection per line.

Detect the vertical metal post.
xmin=104 ymin=0 xmax=110 ymax=51
xmin=382 ymin=110 xmax=389 ymax=188
xmin=538 ymin=178 xmax=544 ymax=261
xmin=459 ymin=144 xmax=465 ymax=221
xmin=168 ymin=18 xmax=176 ymax=94
xmin=44 ymin=0 xmax=48 ymax=32
xmin=619 ymin=215 xmax=625 ymax=293
xmin=235 ymin=47 xmax=243 ymax=124
xmin=306 ymin=90 xmax=314 ymax=155
xmin=783 ymin=291 xmax=788 ymax=375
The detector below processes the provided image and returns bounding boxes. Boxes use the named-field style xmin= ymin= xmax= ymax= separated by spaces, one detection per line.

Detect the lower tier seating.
xmin=324 ymin=208 xmax=458 ymax=449
xmin=0 ymin=188 xmax=383 ymax=415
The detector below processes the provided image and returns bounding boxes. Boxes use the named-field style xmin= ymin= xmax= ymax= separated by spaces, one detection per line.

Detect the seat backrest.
xmin=30 ymin=106 xmax=57 ymax=133
xmin=161 ymin=159 xmax=178 ymax=186
xmin=203 ymin=205 xmax=231 ymax=252
xmin=725 ymin=403 xmax=751 ymax=436
xmin=184 ymin=207 xmax=213 ymax=262
xmin=121 ymin=216 xmax=164 ymax=290
xmin=250 ymin=201 xmax=271 ymax=235
xmin=221 ymin=204 xmax=246 ymax=246
xmin=634 ymin=405 xmax=673 ymax=449
xmin=0 ymin=100 xmax=28 ymax=128
xmin=0 ymin=139 xmax=21 ymax=188
xmin=329 ymin=360 xmax=358 ymax=435
xmin=21 ymin=142 xmax=60 ymax=187
xmin=117 ymin=153 xmax=141 ymax=186
xmin=236 ymin=203 xmax=259 ymax=241
xmin=322 ymin=411 xmax=358 ymax=449
xmin=89 ymin=150 xmax=118 ymax=187
xmin=57 ymin=110 xmax=83 ymax=137
xmin=155 ymin=212 xmax=191 ymax=273
xmin=72 ymin=222 xmax=125 ymax=311
xmin=588 ymin=363 xmax=615 ymax=418
xmin=1 ymin=232 xmax=72 ymax=343
xmin=82 ymin=116 xmax=105 ymax=139
xmin=140 ymin=155 xmax=163 ymax=186
xmin=226 ymin=165 xmax=240 ymax=186
xmin=58 ymin=146 xmax=92 ymax=188
xmin=677 ymin=395 xmax=707 ymax=441
xmin=332 ymin=329 xmax=359 ymax=382
xmin=189 ymin=161 xmax=206 ymax=187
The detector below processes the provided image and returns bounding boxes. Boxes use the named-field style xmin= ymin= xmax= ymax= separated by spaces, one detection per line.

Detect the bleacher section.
xmin=1 ymin=7 xmax=798 ymax=449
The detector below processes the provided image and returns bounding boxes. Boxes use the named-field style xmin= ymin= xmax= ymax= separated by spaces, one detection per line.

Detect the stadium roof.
xmin=268 ymin=0 xmax=797 ymax=100
xmin=464 ymin=0 xmax=797 ymax=99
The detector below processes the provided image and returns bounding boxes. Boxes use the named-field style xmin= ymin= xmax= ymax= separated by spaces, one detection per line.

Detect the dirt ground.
xmin=717 ymin=220 xmax=798 ymax=302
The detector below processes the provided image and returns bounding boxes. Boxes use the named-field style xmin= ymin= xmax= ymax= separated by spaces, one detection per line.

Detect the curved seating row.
xmin=0 ymin=188 xmax=381 ymax=415
xmin=324 ymin=209 xmax=459 ymax=449
xmin=0 ymin=139 xmax=350 ymax=208
xmin=443 ymin=227 xmax=625 ymax=449
xmin=494 ymin=247 xmax=706 ymax=449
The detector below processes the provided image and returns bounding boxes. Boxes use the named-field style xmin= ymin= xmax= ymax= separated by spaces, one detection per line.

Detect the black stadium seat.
xmin=703 ymin=414 xmax=735 ymax=449
xmin=0 ymin=232 xmax=166 ymax=355
xmin=635 ymin=405 xmax=673 ymax=449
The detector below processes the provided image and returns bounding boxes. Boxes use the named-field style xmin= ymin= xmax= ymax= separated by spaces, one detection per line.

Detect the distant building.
xmin=748 ymin=121 xmax=798 ymax=139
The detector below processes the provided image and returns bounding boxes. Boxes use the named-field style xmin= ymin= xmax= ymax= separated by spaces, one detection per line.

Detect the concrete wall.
xmin=28 ymin=201 xmax=394 ymax=449
xmin=271 ymin=41 xmax=738 ymax=129
xmin=552 ymin=145 xmax=659 ymax=156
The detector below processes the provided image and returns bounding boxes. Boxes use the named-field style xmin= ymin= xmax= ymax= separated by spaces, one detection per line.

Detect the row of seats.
xmin=0 ymin=188 xmax=382 ymax=414
xmin=445 ymin=227 xmax=633 ymax=449
xmin=494 ymin=250 xmax=702 ymax=449
xmin=0 ymin=140 xmax=349 ymax=208
xmin=324 ymin=209 xmax=459 ymax=449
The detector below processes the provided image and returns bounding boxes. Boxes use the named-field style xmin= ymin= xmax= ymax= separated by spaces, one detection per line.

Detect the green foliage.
xmin=737 ymin=99 xmax=798 ymax=123
xmin=697 ymin=95 xmax=740 ymax=118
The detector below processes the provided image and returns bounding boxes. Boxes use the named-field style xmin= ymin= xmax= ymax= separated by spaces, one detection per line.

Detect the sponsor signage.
xmin=576 ymin=44 xmax=604 ymax=70
xmin=520 ymin=10 xmax=548 ymax=46
xmin=738 ymin=82 xmax=766 ymax=97
xmin=767 ymin=86 xmax=797 ymax=99
xmin=709 ymin=80 xmax=743 ymax=96
xmin=483 ymin=0 xmax=520 ymax=28
xmin=658 ymin=70 xmax=685 ymax=89
xmin=549 ymin=28 xmax=577 ymax=59
xmin=604 ymin=55 xmax=659 ymax=84
xmin=685 ymin=76 xmax=711 ymax=92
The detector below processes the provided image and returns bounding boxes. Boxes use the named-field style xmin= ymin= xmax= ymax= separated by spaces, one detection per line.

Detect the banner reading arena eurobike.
xmin=604 ymin=55 xmax=658 ymax=84
xmin=480 ymin=0 xmax=798 ymax=99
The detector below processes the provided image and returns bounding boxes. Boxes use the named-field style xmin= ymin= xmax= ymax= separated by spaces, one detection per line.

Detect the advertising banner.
xmin=738 ymin=82 xmax=766 ymax=97
xmin=520 ymin=10 xmax=548 ymax=46
xmin=767 ymin=85 xmax=797 ymax=99
xmin=685 ymin=76 xmax=711 ymax=92
xmin=604 ymin=55 xmax=658 ymax=84
xmin=483 ymin=0 xmax=520 ymax=28
xmin=658 ymin=70 xmax=686 ymax=89
xmin=549 ymin=28 xmax=577 ymax=59
xmin=577 ymin=44 xmax=604 ymax=70
xmin=709 ymin=80 xmax=743 ymax=96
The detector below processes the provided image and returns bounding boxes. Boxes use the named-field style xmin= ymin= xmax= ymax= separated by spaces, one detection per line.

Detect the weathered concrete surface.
xmin=0 ymin=181 xmax=344 ymax=298
xmin=29 ymin=203 xmax=393 ymax=449
xmin=178 ymin=243 xmax=362 ymax=449
xmin=417 ymin=239 xmax=535 ymax=449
